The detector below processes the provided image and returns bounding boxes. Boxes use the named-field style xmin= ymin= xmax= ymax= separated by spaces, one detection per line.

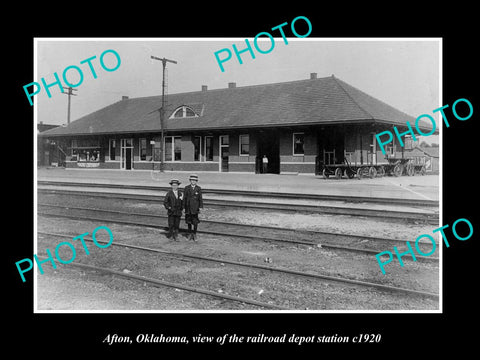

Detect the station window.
xmin=205 ymin=136 xmax=213 ymax=161
xmin=239 ymin=134 xmax=249 ymax=156
xmin=71 ymin=138 xmax=100 ymax=162
xmin=293 ymin=133 xmax=304 ymax=155
xmin=165 ymin=137 xmax=172 ymax=161
xmin=140 ymin=138 xmax=147 ymax=161
xmin=72 ymin=149 xmax=100 ymax=162
xmin=109 ymin=139 xmax=116 ymax=160
xmin=174 ymin=137 xmax=181 ymax=161
xmin=193 ymin=136 xmax=201 ymax=161
xmin=164 ymin=136 xmax=182 ymax=161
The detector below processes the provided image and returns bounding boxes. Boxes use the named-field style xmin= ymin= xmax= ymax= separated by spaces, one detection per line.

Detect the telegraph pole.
xmin=62 ymin=87 xmax=77 ymax=125
xmin=151 ymin=56 xmax=177 ymax=171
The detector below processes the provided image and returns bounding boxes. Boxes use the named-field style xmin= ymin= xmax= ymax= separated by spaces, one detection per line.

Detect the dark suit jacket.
xmin=163 ymin=190 xmax=184 ymax=216
xmin=183 ymin=184 xmax=203 ymax=214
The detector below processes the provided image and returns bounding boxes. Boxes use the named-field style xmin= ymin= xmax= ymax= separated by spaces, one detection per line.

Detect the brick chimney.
xmin=310 ymin=73 xmax=317 ymax=79
xmin=228 ymin=82 xmax=236 ymax=88
xmin=122 ymin=96 xmax=129 ymax=100
xmin=202 ymin=85 xmax=208 ymax=91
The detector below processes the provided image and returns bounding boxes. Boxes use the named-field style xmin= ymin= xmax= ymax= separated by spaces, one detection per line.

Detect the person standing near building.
xmin=163 ymin=179 xmax=184 ymax=241
xmin=183 ymin=174 xmax=204 ymax=241
xmin=262 ymin=155 xmax=268 ymax=174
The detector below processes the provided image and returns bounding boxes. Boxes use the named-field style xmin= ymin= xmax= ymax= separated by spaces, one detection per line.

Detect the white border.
xmin=34 ymin=37 xmax=442 ymax=314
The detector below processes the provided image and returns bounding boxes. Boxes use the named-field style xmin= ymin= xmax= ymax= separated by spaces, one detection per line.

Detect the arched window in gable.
xmin=170 ymin=105 xmax=198 ymax=119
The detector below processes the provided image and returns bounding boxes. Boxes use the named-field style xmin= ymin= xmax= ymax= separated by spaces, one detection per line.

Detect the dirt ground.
xmin=36 ymin=192 xmax=440 ymax=311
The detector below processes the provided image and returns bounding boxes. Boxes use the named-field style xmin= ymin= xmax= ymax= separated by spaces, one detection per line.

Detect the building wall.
xmin=279 ymin=130 xmax=317 ymax=173
xmin=227 ymin=132 xmax=256 ymax=171
xmin=57 ymin=124 xmax=432 ymax=174
xmin=229 ymin=162 xmax=256 ymax=172
xmin=61 ymin=129 xmax=317 ymax=173
xmin=340 ymin=125 xmax=406 ymax=166
xmin=155 ymin=161 xmax=219 ymax=172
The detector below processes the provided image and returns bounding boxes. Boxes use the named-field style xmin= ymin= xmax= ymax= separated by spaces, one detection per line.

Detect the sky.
xmin=35 ymin=38 xmax=441 ymax=143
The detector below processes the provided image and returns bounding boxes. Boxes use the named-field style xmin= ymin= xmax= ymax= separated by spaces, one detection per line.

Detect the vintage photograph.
xmin=34 ymin=38 xmax=441 ymax=312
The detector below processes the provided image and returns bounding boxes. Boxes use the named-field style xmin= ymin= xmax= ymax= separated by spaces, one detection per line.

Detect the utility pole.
xmin=151 ymin=56 xmax=177 ymax=171
xmin=62 ymin=87 xmax=77 ymax=125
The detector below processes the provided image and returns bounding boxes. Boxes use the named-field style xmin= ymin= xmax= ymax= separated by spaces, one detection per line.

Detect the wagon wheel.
xmin=344 ymin=168 xmax=355 ymax=179
xmin=393 ymin=164 xmax=403 ymax=177
xmin=368 ymin=166 xmax=377 ymax=178
xmin=377 ymin=166 xmax=385 ymax=177
xmin=322 ymin=168 xmax=329 ymax=179
xmin=356 ymin=167 xmax=363 ymax=180
xmin=335 ymin=167 xmax=343 ymax=179
xmin=357 ymin=167 xmax=368 ymax=180
xmin=406 ymin=163 xmax=415 ymax=176
xmin=420 ymin=165 xmax=426 ymax=176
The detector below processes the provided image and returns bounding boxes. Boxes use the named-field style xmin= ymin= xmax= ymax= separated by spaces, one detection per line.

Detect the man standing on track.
xmin=183 ymin=174 xmax=204 ymax=241
xmin=163 ymin=179 xmax=184 ymax=241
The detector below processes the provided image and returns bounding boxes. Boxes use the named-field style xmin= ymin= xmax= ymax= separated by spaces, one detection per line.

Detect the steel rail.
xmin=37 ymin=230 xmax=439 ymax=299
xmin=37 ymin=204 xmax=439 ymax=262
xmin=37 ymin=187 xmax=439 ymax=223
xmin=35 ymin=256 xmax=287 ymax=310
xmin=37 ymin=180 xmax=439 ymax=207
xmin=37 ymin=202 xmax=440 ymax=246
xmin=37 ymin=209 xmax=439 ymax=262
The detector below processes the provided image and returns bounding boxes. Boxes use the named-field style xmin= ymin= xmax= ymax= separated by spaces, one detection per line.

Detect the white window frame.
xmin=292 ymin=132 xmax=305 ymax=156
xmin=219 ymin=135 xmax=229 ymax=172
xmin=204 ymin=136 xmax=214 ymax=162
xmin=108 ymin=139 xmax=117 ymax=161
xmin=239 ymin=134 xmax=249 ymax=156
xmin=120 ymin=138 xmax=134 ymax=170
xmin=139 ymin=138 xmax=148 ymax=162
xmin=170 ymin=105 xmax=198 ymax=119
xmin=369 ymin=132 xmax=377 ymax=165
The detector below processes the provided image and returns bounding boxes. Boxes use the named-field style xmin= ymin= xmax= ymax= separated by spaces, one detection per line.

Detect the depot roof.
xmin=40 ymin=75 xmax=433 ymax=137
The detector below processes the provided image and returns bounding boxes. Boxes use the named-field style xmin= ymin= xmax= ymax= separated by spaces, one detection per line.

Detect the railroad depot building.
xmin=39 ymin=73 xmax=435 ymax=174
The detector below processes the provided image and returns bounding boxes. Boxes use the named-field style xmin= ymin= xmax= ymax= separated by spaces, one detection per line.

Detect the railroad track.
xmin=37 ymin=203 xmax=439 ymax=262
xmin=37 ymin=185 xmax=439 ymax=224
xmin=35 ymin=256 xmax=287 ymax=310
xmin=37 ymin=230 xmax=440 ymax=302
xmin=37 ymin=180 xmax=439 ymax=207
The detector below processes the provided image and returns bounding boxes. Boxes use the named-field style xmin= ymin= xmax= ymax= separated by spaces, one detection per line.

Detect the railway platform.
xmin=36 ymin=167 xmax=440 ymax=202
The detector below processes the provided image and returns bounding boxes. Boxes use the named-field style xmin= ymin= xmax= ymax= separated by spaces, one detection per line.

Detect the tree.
xmin=419 ymin=141 xmax=431 ymax=148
